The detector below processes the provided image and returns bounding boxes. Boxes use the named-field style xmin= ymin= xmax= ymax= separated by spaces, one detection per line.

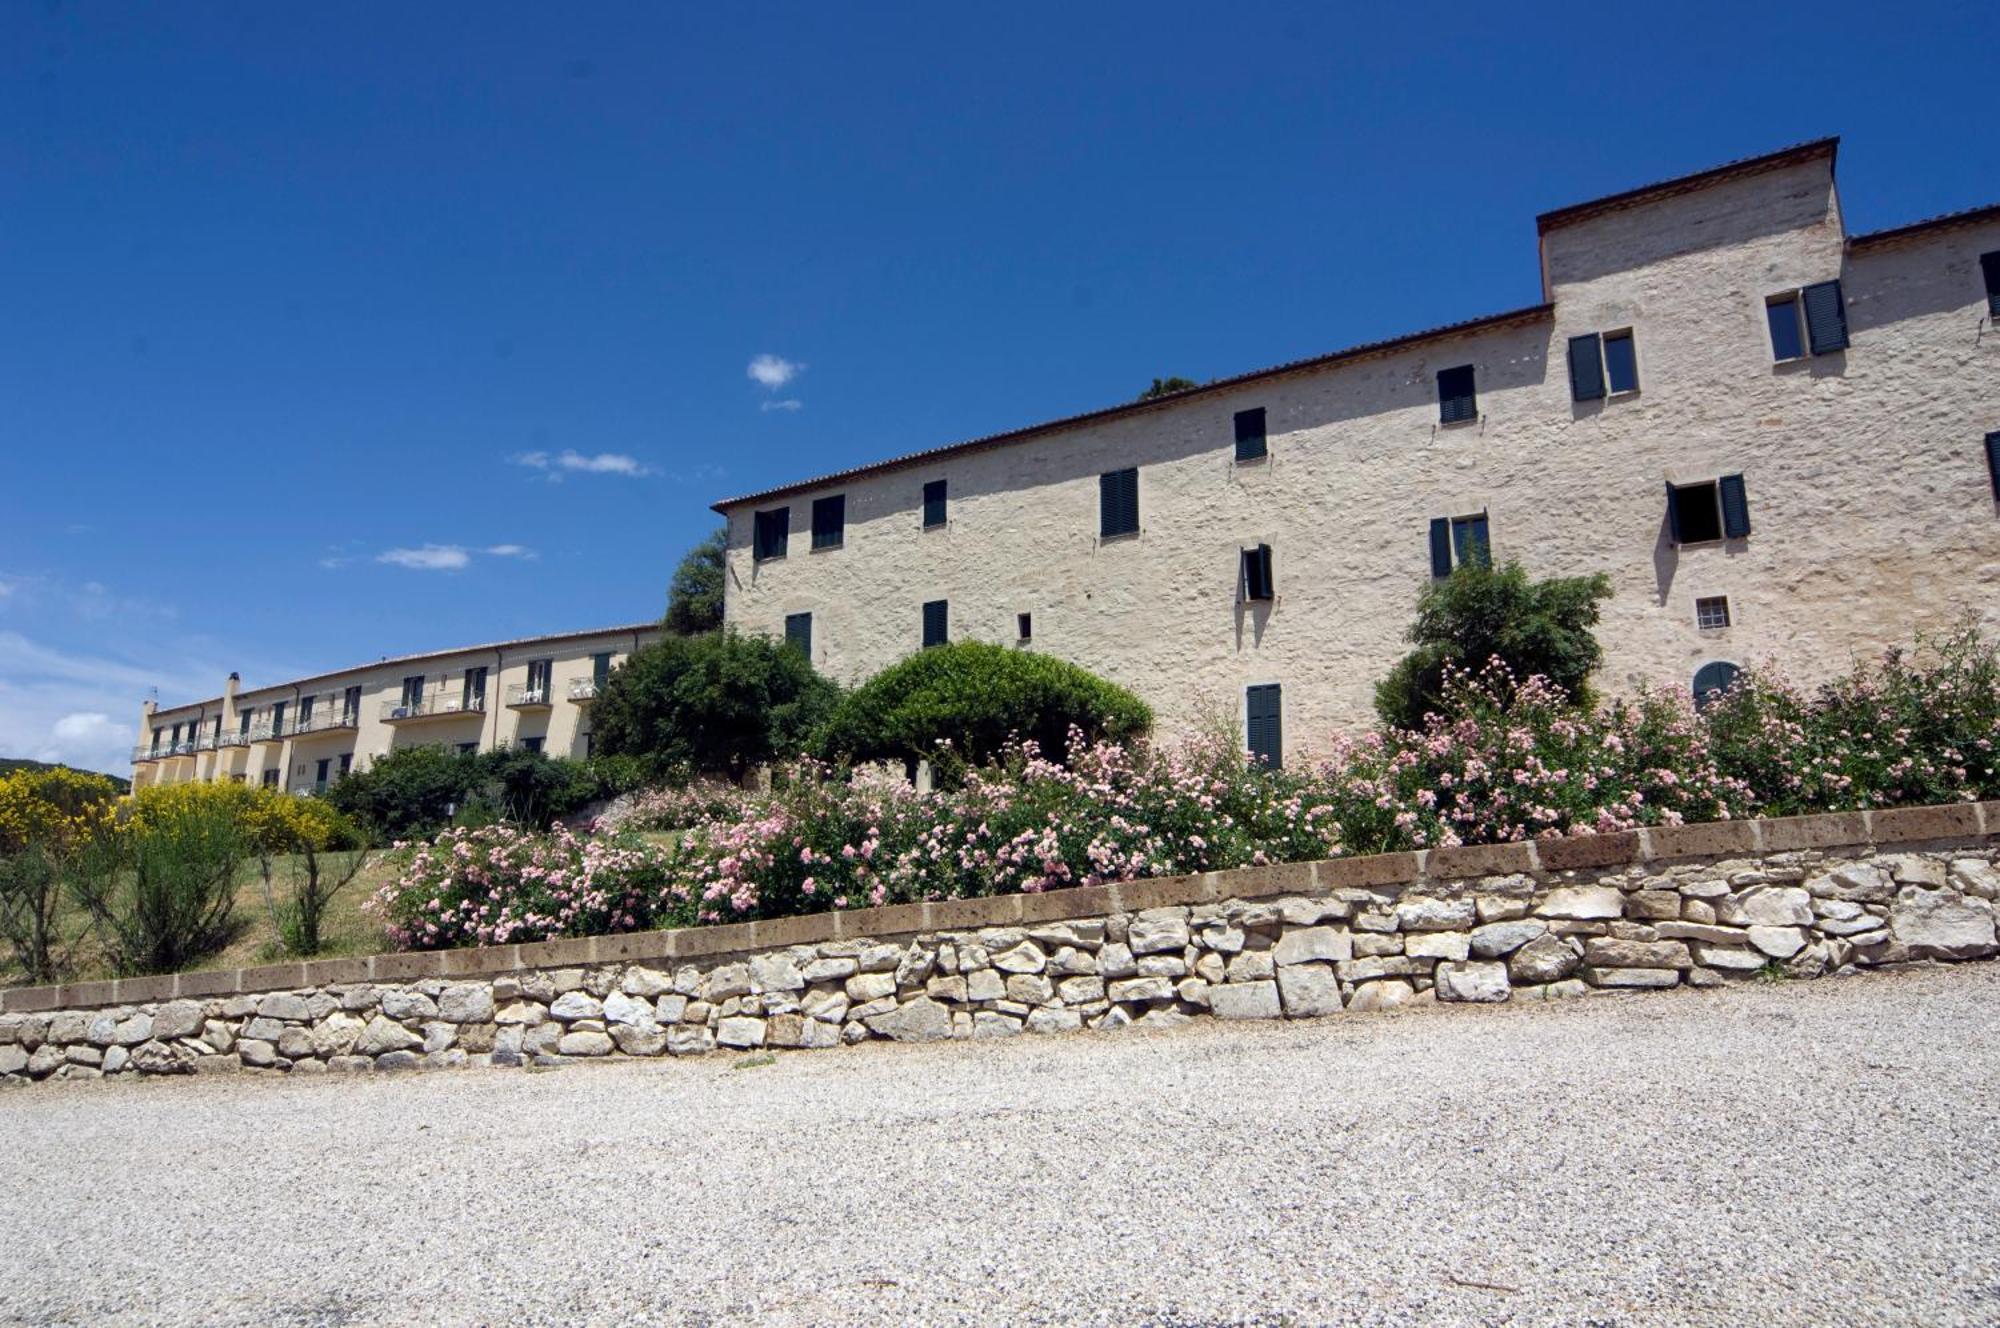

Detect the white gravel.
xmin=6 ymin=965 xmax=2000 ymax=1327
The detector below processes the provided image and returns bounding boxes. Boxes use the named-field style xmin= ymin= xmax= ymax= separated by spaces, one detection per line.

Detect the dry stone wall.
xmin=3 ymin=805 xmax=1997 ymax=1086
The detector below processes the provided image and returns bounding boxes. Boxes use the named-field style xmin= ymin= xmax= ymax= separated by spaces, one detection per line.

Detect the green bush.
xmin=325 ymin=746 xmax=649 ymax=843
xmin=592 ymin=630 xmax=842 ymax=781
xmin=73 ymin=793 xmax=248 ymax=976
xmin=812 ymin=641 xmax=1151 ymax=778
xmin=1375 ymin=560 xmax=1613 ymax=729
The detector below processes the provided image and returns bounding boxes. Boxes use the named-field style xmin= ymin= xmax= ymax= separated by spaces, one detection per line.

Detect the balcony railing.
xmin=248 ymin=720 xmax=284 ymax=743
xmin=133 ymin=745 xmax=160 ymax=763
xmin=506 ymin=682 xmax=553 ymax=709
xmin=567 ymin=677 xmax=604 ymax=703
xmin=290 ymin=709 xmax=361 ymax=738
xmin=192 ymin=733 xmax=218 ymax=754
xmin=218 ymin=730 xmax=251 ymax=749
xmin=380 ymin=695 xmax=486 ymax=723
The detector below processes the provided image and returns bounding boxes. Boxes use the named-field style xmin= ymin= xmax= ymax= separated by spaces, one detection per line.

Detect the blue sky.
xmin=3 ymin=2 xmax=1995 ymax=774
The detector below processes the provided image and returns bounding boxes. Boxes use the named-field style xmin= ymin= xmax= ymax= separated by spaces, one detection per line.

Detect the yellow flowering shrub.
xmin=127 ymin=781 xmax=358 ymax=854
xmin=0 ymin=767 xmax=121 ymax=856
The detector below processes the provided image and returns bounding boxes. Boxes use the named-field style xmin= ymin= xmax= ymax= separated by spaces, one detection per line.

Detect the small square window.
xmin=1233 ymin=408 xmax=1267 ymax=462
xmin=1766 ymin=295 xmax=1805 ymax=362
xmin=1437 ymin=365 xmax=1477 ymax=424
xmin=1017 ymin=612 xmax=1032 ymax=642
xmin=1603 ymin=330 xmax=1639 ymax=393
xmin=923 ymin=479 xmax=947 ymax=529
xmin=810 ymin=495 xmax=845 ymax=550
xmin=1695 ymin=596 xmax=1731 ymax=630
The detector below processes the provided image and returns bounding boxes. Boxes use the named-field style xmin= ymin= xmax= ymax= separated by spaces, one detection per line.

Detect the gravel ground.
xmin=5 ymin=966 xmax=2000 ymax=1328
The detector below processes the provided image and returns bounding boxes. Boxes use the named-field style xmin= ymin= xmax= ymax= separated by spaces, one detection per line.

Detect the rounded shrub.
xmin=812 ymin=641 xmax=1151 ymax=776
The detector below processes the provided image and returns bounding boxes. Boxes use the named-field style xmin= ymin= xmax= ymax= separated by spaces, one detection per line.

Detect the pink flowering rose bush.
xmin=1318 ymin=661 xmax=1754 ymax=851
xmin=370 ymin=628 xmax=2000 ymax=951
xmin=366 ymin=823 xmax=691 ymax=949
xmin=1701 ymin=626 xmax=2000 ymax=813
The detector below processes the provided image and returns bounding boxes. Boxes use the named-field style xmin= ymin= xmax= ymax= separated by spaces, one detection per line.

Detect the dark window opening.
xmin=1983 ymin=251 xmax=2000 ymax=318
xmin=1766 ymin=295 xmax=1805 ymax=362
xmin=922 ymin=599 xmax=948 ymax=648
xmin=1603 ymin=330 xmax=1639 ymax=393
xmin=811 ymin=495 xmax=845 ymax=550
xmin=1429 ymin=513 xmax=1489 ymax=578
xmin=753 ymin=506 xmax=790 ymax=561
xmin=785 ymin=611 xmax=813 ymax=658
xmin=1987 ymin=432 xmax=2000 ymax=500
xmin=261 ymin=769 xmax=279 ymax=789
xmin=1017 ymin=612 xmax=1032 ymax=642
xmin=1233 ymin=407 xmax=1267 ymax=462
xmin=1670 ymin=481 xmax=1724 ymax=544
xmin=521 ymin=736 xmax=543 ymax=754
xmin=923 ymin=479 xmax=947 ymax=528
xmin=1437 ymin=365 xmax=1477 ymax=424
xmin=1246 ymin=684 xmax=1282 ymax=769
xmin=1099 ymin=468 xmax=1139 ymax=538
xmin=1241 ymin=544 xmax=1275 ymax=601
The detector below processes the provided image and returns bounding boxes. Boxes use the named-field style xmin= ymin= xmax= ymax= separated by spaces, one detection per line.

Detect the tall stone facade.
xmin=714 ymin=139 xmax=2000 ymax=755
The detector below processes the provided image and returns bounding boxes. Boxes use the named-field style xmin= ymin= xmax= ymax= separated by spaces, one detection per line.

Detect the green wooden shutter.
xmin=923 ymin=480 xmax=947 ymax=528
xmin=1802 ymin=280 xmax=1849 ymax=354
xmin=1719 ymin=474 xmax=1751 ymax=538
xmin=1986 ymin=432 xmax=2000 ymax=499
xmin=1567 ymin=333 xmax=1605 ymax=401
xmin=1437 ymin=365 xmax=1477 ymax=423
xmin=1665 ymin=483 xmax=1684 ymax=544
xmin=784 ymin=612 xmax=812 ymax=658
xmin=922 ymin=599 xmax=947 ymax=648
xmin=1428 ymin=518 xmax=1452 ymax=578
xmin=1245 ymin=684 xmax=1282 ymax=768
xmin=1234 ymin=408 xmax=1267 ymax=462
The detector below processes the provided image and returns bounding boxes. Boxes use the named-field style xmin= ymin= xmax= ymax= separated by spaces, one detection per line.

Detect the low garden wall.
xmin=3 ymin=802 xmax=1996 ymax=1086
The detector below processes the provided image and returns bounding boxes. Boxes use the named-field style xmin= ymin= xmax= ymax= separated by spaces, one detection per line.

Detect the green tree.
xmin=665 ymin=527 xmax=727 ymax=635
xmin=1138 ymin=376 xmax=1199 ymax=400
xmin=592 ymin=630 xmax=842 ymax=781
xmin=72 ymin=795 xmax=248 ymax=975
xmin=813 ymin=640 xmax=1152 ymax=779
xmin=324 ymin=745 xmax=481 ymax=842
xmin=1375 ymin=560 xmax=1613 ymax=729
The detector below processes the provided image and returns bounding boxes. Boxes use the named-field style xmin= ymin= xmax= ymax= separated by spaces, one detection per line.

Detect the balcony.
xmin=291 ymin=709 xmax=361 ymax=738
xmin=380 ymin=695 xmax=486 ymax=724
xmin=218 ymin=730 xmax=251 ymax=749
xmin=248 ymin=720 xmax=284 ymax=743
xmin=133 ymin=746 xmax=160 ymax=764
xmin=505 ymin=682 xmax=553 ymax=710
xmin=567 ymin=677 xmax=605 ymax=703
xmin=192 ymin=733 xmax=218 ymax=754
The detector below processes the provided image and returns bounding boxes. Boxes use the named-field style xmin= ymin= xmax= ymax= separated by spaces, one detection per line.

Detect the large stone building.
xmin=131 ymin=623 xmax=657 ymax=793
xmin=713 ymin=138 xmax=2000 ymax=765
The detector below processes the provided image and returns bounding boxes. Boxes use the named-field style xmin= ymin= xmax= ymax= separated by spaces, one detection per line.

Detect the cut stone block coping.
xmin=4 ymin=800 xmax=1992 ymax=1015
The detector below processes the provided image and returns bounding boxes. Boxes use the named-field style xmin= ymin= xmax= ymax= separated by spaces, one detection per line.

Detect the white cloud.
xmin=373 ymin=543 xmax=535 ymax=571
xmin=376 ymin=545 xmax=472 ymax=571
xmin=747 ymin=354 xmax=803 ymax=390
xmin=512 ymin=449 xmax=651 ymax=479
xmin=760 ymin=399 xmax=803 ymax=413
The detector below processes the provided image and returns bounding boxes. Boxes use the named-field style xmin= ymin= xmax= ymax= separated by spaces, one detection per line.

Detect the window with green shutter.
xmin=1099 ymin=468 xmax=1139 ymax=538
xmin=1428 ymin=513 xmax=1488 ymax=578
xmin=1437 ymin=365 xmax=1477 ymax=424
xmin=1233 ymin=408 xmax=1267 ymax=462
xmin=923 ymin=479 xmax=947 ymax=528
xmin=922 ymin=599 xmax=947 ymax=648
xmin=1245 ymin=684 xmax=1282 ymax=769
xmin=1985 ymin=432 xmax=2000 ymax=500
xmin=810 ymin=495 xmax=845 ymax=550
xmin=1240 ymin=544 xmax=1274 ymax=601
xmin=1801 ymin=279 xmax=1849 ymax=354
xmin=1983 ymin=251 xmax=2000 ymax=318
xmin=1567 ymin=333 xmax=1605 ymax=401
xmin=753 ymin=507 xmax=790 ymax=561
xmin=784 ymin=612 xmax=812 ymax=659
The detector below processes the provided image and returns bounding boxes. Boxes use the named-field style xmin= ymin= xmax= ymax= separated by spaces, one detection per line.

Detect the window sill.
xmin=922 ymin=523 xmax=948 ymax=533
xmin=1437 ymin=415 xmax=1481 ymax=430
xmin=1099 ymin=530 xmax=1141 ymax=545
xmin=753 ymin=554 xmax=787 ymax=565
xmin=809 ymin=542 xmax=844 ymax=554
xmin=1234 ymin=453 xmax=1269 ymax=466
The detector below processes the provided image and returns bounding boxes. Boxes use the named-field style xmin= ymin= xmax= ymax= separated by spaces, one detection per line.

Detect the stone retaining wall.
xmin=3 ymin=803 xmax=1996 ymax=1085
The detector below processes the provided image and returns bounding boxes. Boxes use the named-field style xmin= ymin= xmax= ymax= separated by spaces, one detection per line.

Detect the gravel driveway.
xmin=4 ymin=964 xmax=1999 ymax=1327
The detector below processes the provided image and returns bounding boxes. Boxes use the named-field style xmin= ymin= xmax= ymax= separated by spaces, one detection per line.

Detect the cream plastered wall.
xmin=720 ymin=154 xmax=2000 ymax=758
xmin=134 ymin=628 xmax=656 ymax=791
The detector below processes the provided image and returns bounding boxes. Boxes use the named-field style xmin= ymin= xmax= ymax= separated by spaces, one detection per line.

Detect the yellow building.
xmin=132 ymin=623 xmax=657 ymax=793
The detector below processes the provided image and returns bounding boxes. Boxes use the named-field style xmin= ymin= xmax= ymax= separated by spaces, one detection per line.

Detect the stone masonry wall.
xmin=2 ymin=804 xmax=1996 ymax=1086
